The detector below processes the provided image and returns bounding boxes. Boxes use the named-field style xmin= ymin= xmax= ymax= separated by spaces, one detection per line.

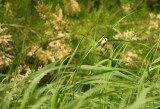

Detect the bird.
xmin=101 ymin=38 xmax=108 ymax=49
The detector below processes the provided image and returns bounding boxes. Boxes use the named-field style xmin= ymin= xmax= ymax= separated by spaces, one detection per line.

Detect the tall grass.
xmin=0 ymin=1 xmax=160 ymax=109
xmin=1 ymin=33 xmax=160 ymax=109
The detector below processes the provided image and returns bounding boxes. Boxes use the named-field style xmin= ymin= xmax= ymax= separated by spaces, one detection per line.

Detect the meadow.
xmin=0 ymin=0 xmax=160 ymax=109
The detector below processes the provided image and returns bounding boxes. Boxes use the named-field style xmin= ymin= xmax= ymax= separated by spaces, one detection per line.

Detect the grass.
xmin=1 ymin=32 xmax=160 ymax=109
xmin=0 ymin=1 xmax=160 ymax=109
